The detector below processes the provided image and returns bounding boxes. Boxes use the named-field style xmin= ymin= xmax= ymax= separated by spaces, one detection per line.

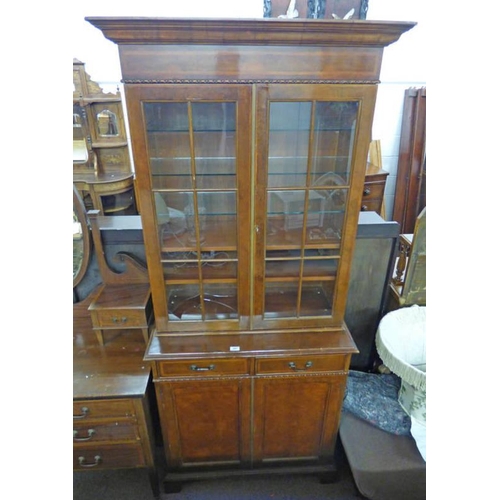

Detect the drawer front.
xmin=362 ymin=183 xmax=385 ymax=200
xmin=360 ymin=199 xmax=382 ymax=212
xmin=73 ymin=422 xmax=139 ymax=443
xmin=73 ymin=443 xmax=145 ymax=470
xmin=256 ymin=355 xmax=347 ymax=375
xmin=94 ymin=309 xmax=147 ymax=328
xmin=157 ymin=358 xmax=250 ymax=378
xmin=73 ymin=399 xmax=135 ymax=420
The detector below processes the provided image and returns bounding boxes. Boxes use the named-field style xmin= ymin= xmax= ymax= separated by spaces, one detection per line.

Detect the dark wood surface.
xmin=73 ymin=318 xmax=151 ymax=400
xmin=393 ymin=87 xmax=426 ymax=234
xmin=146 ymin=326 xmax=357 ymax=361
xmin=86 ymin=18 xmax=416 ymax=46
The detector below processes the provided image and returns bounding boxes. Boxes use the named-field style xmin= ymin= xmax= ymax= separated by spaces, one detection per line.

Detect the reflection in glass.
xmin=167 ymin=284 xmax=237 ymax=321
xmin=73 ymin=108 xmax=88 ymax=163
xmin=97 ymin=109 xmax=119 ymax=136
xmin=73 ymin=210 xmax=83 ymax=279
xmin=73 ymin=185 xmax=91 ymax=288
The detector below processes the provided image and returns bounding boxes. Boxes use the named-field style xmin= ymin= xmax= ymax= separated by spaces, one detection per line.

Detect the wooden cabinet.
xmin=87 ymin=16 xmax=415 ymax=486
xmin=147 ymin=331 xmax=353 ymax=478
xmin=361 ymin=163 xmax=389 ymax=215
xmin=73 ymin=322 xmax=160 ymax=498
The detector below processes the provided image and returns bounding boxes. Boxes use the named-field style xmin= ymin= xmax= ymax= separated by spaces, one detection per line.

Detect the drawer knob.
xmin=73 ymin=406 xmax=89 ymax=419
xmin=288 ymin=361 xmax=313 ymax=371
xmin=112 ymin=317 xmax=128 ymax=323
xmin=78 ymin=455 xmax=101 ymax=468
xmin=363 ymin=188 xmax=371 ymax=196
xmin=190 ymin=364 xmax=215 ymax=372
xmin=73 ymin=429 xmax=96 ymax=441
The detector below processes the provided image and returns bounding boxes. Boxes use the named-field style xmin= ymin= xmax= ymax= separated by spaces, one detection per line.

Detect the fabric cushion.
xmin=343 ymin=370 xmax=411 ymax=435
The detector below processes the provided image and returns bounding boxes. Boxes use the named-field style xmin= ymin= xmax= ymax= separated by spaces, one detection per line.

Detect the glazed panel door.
xmin=253 ymin=84 xmax=377 ymax=329
xmin=125 ymin=85 xmax=252 ymax=332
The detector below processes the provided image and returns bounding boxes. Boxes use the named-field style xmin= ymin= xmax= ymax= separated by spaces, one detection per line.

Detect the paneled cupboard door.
xmin=253 ymin=85 xmax=376 ymax=329
xmin=126 ymin=85 xmax=252 ymax=332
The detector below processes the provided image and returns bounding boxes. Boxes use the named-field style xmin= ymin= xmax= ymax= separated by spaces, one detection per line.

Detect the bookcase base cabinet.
xmin=148 ymin=331 xmax=354 ymax=482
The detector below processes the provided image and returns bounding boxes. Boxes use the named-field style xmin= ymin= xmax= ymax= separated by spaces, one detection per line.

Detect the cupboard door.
xmin=253 ymin=84 xmax=376 ymax=329
xmin=253 ymin=374 xmax=346 ymax=464
xmin=125 ymin=85 xmax=252 ymax=332
xmin=155 ymin=378 xmax=251 ymax=469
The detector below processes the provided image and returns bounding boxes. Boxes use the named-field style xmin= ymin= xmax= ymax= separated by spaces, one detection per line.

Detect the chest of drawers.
xmin=73 ymin=322 xmax=160 ymax=498
xmin=361 ymin=163 xmax=389 ymax=215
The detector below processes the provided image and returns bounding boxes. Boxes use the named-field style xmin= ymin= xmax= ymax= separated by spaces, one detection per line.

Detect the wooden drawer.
xmin=73 ymin=443 xmax=145 ymax=470
xmin=255 ymin=355 xmax=346 ymax=375
xmin=360 ymin=199 xmax=383 ymax=212
xmin=157 ymin=358 xmax=250 ymax=378
xmin=92 ymin=309 xmax=148 ymax=328
xmin=362 ymin=183 xmax=385 ymax=200
xmin=73 ymin=399 xmax=136 ymax=420
xmin=73 ymin=422 xmax=140 ymax=443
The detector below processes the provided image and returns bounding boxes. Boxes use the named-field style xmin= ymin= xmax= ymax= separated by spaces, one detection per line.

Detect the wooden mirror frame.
xmin=73 ymin=184 xmax=92 ymax=287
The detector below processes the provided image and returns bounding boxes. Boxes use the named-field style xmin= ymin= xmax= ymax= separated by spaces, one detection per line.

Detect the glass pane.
xmin=305 ymin=187 xmax=348 ymax=246
xmin=268 ymin=102 xmax=311 ymax=188
xmin=201 ymin=253 xmax=238 ymax=280
xmin=203 ymin=284 xmax=238 ymax=320
xmin=299 ymin=282 xmax=334 ymax=317
xmin=267 ymin=190 xmax=327 ymax=247
xmin=156 ymin=191 xmax=237 ymax=252
xmin=302 ymin=257 xmax=338 ymax=278
xmin=167 ymin=284 xmax=202 ymax=321
xmin=197 ymin=191 xmax=237 ymax=251
xmin=145 ymin=102 xmax=192 ymax=190
xmin=264 ymin=282 xmax=299 ymax=319
xmin=192 ymin=102 xmax=236 ymax=189
xmin=311 ymin=101 xmax=358 ymax=185
xmin=145 ymin=102 xmax=237 ymax=190
xmin=265 ymin=254 xmax=301 ymax=279
xmin=167 ymin=284 xmax=237 ymax=321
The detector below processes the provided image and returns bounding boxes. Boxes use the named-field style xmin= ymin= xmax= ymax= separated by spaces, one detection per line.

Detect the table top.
xmin=73 ymin=310 xmax=151 ymax=400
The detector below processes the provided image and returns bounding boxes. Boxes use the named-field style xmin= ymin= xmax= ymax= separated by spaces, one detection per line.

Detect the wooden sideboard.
xmin=73 ymin=306 xmax=160 ymax=498
xmin=146 ymin=328 xmax=356 ymax=487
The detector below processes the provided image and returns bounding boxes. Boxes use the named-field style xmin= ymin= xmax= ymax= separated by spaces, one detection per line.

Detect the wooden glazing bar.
xmin=187 ymin=101 xmax=206 ymax=319
xmin=296 ymin=101 xmax=318 ymax=318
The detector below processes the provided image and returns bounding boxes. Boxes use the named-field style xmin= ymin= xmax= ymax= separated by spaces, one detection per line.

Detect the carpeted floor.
xmin=73 ymin=445 xmax=362 ymax=499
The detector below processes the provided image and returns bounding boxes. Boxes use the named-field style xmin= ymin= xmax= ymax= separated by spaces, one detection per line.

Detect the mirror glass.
xmin=73 ymin=110 xmax=89 ymax=163
xmin=73 ymin=185 xmax=91 ymax=287
xmin=97 ymin=109 xmax=119 ymax=137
